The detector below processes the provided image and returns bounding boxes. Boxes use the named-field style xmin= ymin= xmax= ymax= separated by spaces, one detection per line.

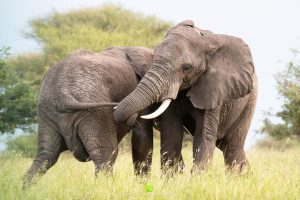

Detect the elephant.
xmin=114 ymin=20 xmax=257 ymax=174
xmin=23 ymin=46 xmax=155 ymax=187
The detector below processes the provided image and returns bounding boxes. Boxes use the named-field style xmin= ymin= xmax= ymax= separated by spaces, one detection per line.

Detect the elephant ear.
xmin=124 ymin=47 xmax=154 ymax=79
xmin=187 ymin=35 xmax=255 ymax=109
xmin=177 ymin=20 xmax=194 ymax=27
xmin=165 ymin=20 xmax=195 ymax=37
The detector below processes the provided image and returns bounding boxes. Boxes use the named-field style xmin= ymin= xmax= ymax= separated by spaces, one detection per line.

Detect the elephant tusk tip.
xmin=139 ymin=99 xmax=172 ymax=119
xmin=113 ymin=106 xmax=118 ymax=110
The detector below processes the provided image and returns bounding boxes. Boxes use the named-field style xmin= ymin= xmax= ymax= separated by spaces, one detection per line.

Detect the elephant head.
xmin=114 ymin=20 xmax=255 ymax=124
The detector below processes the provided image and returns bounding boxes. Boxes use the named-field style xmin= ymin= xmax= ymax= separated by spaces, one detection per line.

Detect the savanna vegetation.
xmin=1 ymin=137 xmax=300 ymax=199
xmin=1 ymin=3 xmax=300 ymax=199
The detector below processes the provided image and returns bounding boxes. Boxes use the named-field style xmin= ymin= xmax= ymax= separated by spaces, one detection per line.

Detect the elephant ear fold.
xmin=187 ymin=35 xmax=255 ymax=109
xmin=124 ymin=47 xmax=154 ymax=79
xmin=165 ymin=20 xmax=195 ymax=38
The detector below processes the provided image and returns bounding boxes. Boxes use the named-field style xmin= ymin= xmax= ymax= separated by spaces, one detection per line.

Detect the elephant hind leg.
xmin=219 ymin=130 xmax=249 ymax=173
xmin=222 ymin=146 xmax=248 ymax=173
xmin=78 ymin=115 xmax=118 ymax=175
xmin=219 ymin=106 xmax=255 ymax=173
xmin=23 ymin=118 xmax=63 ymax=188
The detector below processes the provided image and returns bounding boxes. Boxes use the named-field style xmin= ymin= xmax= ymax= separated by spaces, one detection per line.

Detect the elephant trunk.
xmin=114 ymin=63 xmax=179 ymax=124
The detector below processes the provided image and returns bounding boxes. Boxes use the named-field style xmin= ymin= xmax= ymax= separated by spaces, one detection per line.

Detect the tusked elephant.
xmin=24 ymin=46 xmax=154 ymax=187
xmin=114 ymin=20 xmax=257 ymax=174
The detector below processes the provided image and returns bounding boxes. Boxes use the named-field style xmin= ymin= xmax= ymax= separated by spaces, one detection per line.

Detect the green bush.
xmin=255 ymin=136 xmax=299 ymax=151
xmin=261 ymin=51 xmax=300 ymax=140
xmin=2 ymin=4 xmax=171 ymax=154
xmin=0 ymin=47 xmax=36 ymax=134
xmin=8 ymin=4 xmax=172 ymax=93
xmin=28 ymin=5 xmax=171 ymax=61
xmin=6 ymin=133 xmax=37 ymax=157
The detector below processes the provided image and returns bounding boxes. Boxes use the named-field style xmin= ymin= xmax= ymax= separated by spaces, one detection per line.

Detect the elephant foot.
xmin=226 ymin=159 xmax=249 ymax=175
xmin=23 ymin=174 xmax=41 ymax=189
xmin=224 ymin=148 xmax=249 ymax=175
xmin=161 ymin=160 xmax=185 ymax=178
xmin=190 ymin=164 xmax=205 ymax=176
xmin=23 ymin=160 xmax=49 ymax=189
xmin=23 ymin=175 xmax=34 ymax=189
xmin=191 ymin=156 xmax=215 ymax=175
xmin=134 ymin=163 xmax=151 ymax=177
xmin=94 ymin=161 xmax=114 ymax=177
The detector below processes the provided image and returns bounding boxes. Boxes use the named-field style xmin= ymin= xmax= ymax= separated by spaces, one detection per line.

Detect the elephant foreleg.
xmin=220 ymin=102 xmax=255 ymax=173
xmin=161 ymin=110 xmax=184 ymax=175
xmin=192 ymin=108 xmax=219 ymax=174
xmin=131 ymin=119 xmax=153 ymax=176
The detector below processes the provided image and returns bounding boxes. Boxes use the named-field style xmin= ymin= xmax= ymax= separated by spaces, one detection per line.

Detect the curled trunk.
xmin=114 ymin=64 xmax=178 ymax=124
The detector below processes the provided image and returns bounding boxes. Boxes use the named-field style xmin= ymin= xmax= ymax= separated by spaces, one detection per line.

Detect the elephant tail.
xmin=65 ymin=102 xmax=119 ymax=110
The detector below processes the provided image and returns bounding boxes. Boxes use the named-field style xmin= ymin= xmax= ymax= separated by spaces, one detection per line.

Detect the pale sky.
xmin=1 ymin=0 xmax=300 ymax=148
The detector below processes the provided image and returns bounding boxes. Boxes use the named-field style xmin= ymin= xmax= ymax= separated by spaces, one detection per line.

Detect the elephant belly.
xmin=182 ymin=114 xmax=196 ymax=136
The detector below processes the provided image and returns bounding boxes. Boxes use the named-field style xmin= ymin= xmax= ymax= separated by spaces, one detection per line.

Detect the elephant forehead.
xmin=167 ymin=26 xmax=204 ymax=42
xmin=195 ymin=27 xmax=213 ymax=35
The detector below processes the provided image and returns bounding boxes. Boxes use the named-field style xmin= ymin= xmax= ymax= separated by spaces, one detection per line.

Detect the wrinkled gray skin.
xmin=24 ymin=47 xmax=154 ymax=187
xmin=114 ymin=20 xmax=257 ymax=174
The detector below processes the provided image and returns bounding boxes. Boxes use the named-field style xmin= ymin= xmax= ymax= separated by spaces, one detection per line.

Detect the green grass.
xmin=1 ymin=140 xmax=300 ymax=200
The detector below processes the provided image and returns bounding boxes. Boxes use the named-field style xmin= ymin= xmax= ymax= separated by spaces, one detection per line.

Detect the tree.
xmin=7 ymin=53 xmax=47 ymax=93
xmin=5 ymin=4 xmax=171 ymax=128
xmin=261 ymin=50 xmax=300 ymax=139
xmin=28 ymin=4 xmax=171 ymax=61
xmin=6 ymin=134 xmax=37 ymax=157
xmin=0 ymin=47 xmax=36 ymax=134
xmin=3 ymin=4 xmax=171 ymax=153
xmin=8 ymin=4 xmax=172 ymax=93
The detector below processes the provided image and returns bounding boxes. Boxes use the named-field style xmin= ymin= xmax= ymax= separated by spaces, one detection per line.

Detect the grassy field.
xmin=1 ymin=138 xmax=300 ymax=200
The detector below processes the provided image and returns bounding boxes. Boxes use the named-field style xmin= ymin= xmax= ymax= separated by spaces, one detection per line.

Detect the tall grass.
xmin=1 ymin=138 xmax=299 ymax=199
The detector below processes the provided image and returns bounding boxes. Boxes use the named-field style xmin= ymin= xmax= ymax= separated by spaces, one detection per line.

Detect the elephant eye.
xmin=182 ymin=64 xmax=193 ymax=73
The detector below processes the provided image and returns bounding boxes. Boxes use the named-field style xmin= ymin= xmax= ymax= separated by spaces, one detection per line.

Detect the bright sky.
xmin=1 ymin=0 xmax=300 ymax=148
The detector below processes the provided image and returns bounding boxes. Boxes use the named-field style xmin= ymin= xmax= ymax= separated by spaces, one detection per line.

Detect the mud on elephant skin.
xmin=23 ymin=46 xmax=155 ymax=188
xmin=114 ymin=20 xmax=257 ymax=174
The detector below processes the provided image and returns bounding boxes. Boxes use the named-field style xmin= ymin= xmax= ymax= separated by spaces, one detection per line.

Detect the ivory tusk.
xmin=114 ymin=106 xmax=118 ymax=110
xmin=141 ymin=99 xmax=172 ymax=119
